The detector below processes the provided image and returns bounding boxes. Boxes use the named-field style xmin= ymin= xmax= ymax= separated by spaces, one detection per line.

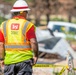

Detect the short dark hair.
xmin=12 ymin=11 xmax=28 ymax=16
xmin=12 ymin=12 xmax=20 ymax=16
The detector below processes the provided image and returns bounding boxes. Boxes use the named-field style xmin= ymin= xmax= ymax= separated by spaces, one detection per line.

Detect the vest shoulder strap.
xmin=22 ymin=21 xmax=30 ymax=36
xmin=3 ymin=20 xmax=8 ymax=37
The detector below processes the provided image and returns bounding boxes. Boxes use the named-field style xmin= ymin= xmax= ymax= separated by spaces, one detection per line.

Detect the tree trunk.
xmin=68 ymin=15 xmax=72 ymax=22
xmin=46 ymin=14 xmax=50 ymax=25
xmin=35 ymin=17 xmax=40 ymax=26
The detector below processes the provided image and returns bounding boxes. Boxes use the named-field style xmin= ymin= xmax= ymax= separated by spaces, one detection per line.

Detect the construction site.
xmin=0 ymin=0 xmax=76 ymax=75
xmin=32 ymin=26 xmax=76 ymax=75
xmin=0 ymin=26 xmax=76 ymax=75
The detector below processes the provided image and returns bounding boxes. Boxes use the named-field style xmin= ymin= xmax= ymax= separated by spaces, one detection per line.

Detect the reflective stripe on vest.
xmin=3 ymin=21 xmax=8 ymax=37
xmin=22 ymin=21 xmax=30 ymax=42
xmin=5 ymin=45 xmax=30 ymax=48
xmin=3 ymin=20 xmax=31 ymax=49
xmin=22 ymin=21 xmax=30 ymax=36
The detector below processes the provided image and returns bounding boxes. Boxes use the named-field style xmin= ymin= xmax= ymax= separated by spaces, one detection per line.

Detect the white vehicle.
xmin=36 ymin=27 xmax=76 ymax=59
xmin=47 ymin=21 xmax=76 ymax=39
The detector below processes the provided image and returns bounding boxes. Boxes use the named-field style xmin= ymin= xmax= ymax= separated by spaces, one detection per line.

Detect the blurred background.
xmin=0 ymin=0 xmax=76 ymax=75
xmin=0 ymin=0 xmax=76 ymax=49
xmin=0 ymin=0 xmax=76 ymax=25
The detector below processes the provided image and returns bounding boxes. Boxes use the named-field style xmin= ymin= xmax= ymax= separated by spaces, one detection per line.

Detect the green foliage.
xmin=3 ymin=0 xmax=16 ymax=4
xmin=51 ymin=17 xmax=67 ymax=22
xmin=72 ymin=20 xmax=76 ymax=24
xmin=65 ymin=31 xmax=76 ymax=42
xmin=3 ymin=0 xmax=33 ymax=3
xmin=26 ymin=0 xmax=34 ymax=2
xmin=0 ymin=17 xmax=6 ymax=25
xmin=51 ymin=17 xmax=76 ymax=24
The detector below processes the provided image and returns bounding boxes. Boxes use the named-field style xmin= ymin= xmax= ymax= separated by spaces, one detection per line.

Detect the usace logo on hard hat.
xmin=11 ymin=23 xmax=20 ymax=30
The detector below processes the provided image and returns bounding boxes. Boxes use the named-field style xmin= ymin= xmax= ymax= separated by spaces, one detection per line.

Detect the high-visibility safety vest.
xmin=1 ymin=19 xmax=35 ymax=65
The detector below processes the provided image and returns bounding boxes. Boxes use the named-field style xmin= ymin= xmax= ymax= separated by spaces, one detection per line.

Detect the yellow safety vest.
xmin=1 ymin=19 xmax=35 ymax=64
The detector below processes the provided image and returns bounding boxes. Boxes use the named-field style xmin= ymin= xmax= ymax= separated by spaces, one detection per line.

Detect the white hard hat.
xmin=10 ymin=0 xmax=30 ymax=12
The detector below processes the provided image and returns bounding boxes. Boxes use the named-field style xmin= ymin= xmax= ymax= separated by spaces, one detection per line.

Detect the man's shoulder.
xmin=1 ymin=20 xmax=10 ymax=24
xmin=0 ymin=21 xmax=6 ymax=26
xmin=26 ymin=20 xmax=35 ymax=27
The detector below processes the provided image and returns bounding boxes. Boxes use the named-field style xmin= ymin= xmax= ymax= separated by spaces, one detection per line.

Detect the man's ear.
xmin=23 ymin=11 xmax=28 ymax=18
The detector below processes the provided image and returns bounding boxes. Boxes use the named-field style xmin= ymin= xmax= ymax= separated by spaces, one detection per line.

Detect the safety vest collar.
xmin=13 ymin=16 xmax=26 ymax=20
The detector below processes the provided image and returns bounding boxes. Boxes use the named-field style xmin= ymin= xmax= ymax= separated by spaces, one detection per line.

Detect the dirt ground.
xmin=0 ymin=59 xmax=76 ymax=75
xmin=33 ymin=58 xmax=76 ymax=75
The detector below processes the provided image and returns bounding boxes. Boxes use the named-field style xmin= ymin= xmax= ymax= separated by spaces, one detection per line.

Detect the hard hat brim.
xmin=10 ymin=8 xmax=30 ymax=12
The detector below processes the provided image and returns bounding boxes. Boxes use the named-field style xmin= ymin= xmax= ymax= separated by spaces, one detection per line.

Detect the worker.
xmin=0 ymin=30 xmax=5 ymax=71
xmin=0 ymin=0 xmax=38 ymax=75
